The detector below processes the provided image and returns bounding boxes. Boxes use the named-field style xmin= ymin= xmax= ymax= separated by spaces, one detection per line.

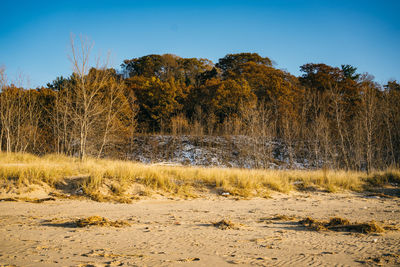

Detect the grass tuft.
xmin=365 ymin=170 xmax=400 ymax=187
xmin=212 ymin=219 xmax=238 ymax=230
xmin=298 ymin=217 xmax=385 ymax=234
xmin=75 ymin=216 xmax=130 ymax=227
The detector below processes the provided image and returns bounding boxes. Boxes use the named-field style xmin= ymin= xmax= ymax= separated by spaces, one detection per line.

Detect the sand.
xmin=0 ymin=192 xmax=399 ymax=266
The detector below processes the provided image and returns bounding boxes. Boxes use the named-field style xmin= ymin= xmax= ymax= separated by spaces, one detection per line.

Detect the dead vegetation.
xmin=42 ymin=216 xmax=130 ymax=228
xmin=261 ymin=215 xmax=397 ymax=234
xmin=80 ymin=249 xmax=144 ymax=259
xmin=81 ymin=190 xmax=135 ymax=204
xmin=358 ymin=253 xmax=400 ymax=266
xmin=82 ymin=250 xmax=122 ymax=258
xmin=298 ymin=217 xmax=385 ymax=234
xmin=0 ymin=197 xmax=56 ymax=203
xmin=75 ymin=216 xmax=130 ymax=228
xmin=365 ymin=171 xmax=400 ymax=187
xmin=212 ymin=219 xmax=238 ymax=230
xmin=177 ymin=257 xmax=200 ymax=262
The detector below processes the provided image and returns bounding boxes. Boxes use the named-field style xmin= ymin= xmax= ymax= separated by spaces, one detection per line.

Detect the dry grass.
xmin=264 ymin=214 xmax=394 ymax=234
xmin=0 ymin=197 xmax=56 ymax=203
xmin=298 ymin=217 xmax=385 ymax=234
xmin=75 ymin=216 xmax=130 ymax=228
xmin=0 ymin=152 xmax=398 ymax=199
xmin=360 ymin=253 xmax=400 ymax=265
xmin=212 ymin=219 xmax=238 ymax=230
xmin=365 ymin=170 xmax=400 ymax=187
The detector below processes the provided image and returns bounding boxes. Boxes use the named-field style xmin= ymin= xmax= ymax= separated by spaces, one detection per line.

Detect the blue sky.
xmin=1 ymin=0 xmax=399 ymax=87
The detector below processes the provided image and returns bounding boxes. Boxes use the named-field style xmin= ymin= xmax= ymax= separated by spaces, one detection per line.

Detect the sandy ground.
xmin=0 ymin=192 xmax=399 ymax=267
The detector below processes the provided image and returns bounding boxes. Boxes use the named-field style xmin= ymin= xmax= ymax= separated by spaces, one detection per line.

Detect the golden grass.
xmin=261 ymin=215 xmax=396 ymax=234
xmin=0 ymin=152 xmax=398 ymax=199
xmin=365 ymin=170 xmax=400 ymax=187
xmin=298 ymin=217 xmax=385 ymax=234
xmin=75 ymin=216 xmax=130 ymax=228
xmin=212 ymin=219 xmax=238 ymax=230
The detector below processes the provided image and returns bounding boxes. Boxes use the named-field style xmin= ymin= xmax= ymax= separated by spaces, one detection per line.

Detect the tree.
xmin=126 ymin=76 xmax=183 ymax=131
xmin=341 ymin=64 xmax=360 ymax=81
xmin=357 ymin=81 xmax=380 ymax=171
xmin=68 ymin=35 xmax=102 ymax=159
xmin=122 ymin=54 xmax=165 ymax=78
xmin=49 ymin=77 xmax=75 ymax=155
xmin=0 ymin=67 xmax=6 ymax=151
xmin=299 ymin=63 xmax=343 ymax=92
xmin=121 ymin=54 xmax=182 ymax=81
xmin=385 ymin=80 xmax=400 ymax=92
xmin=179 ymin=57 xmax=214 ymax=86
xmin=68 ymin=35 xmax=135 ymax=159
xmin=0 ymin=85 xmax=40 ymax=153
xmin=192 ymin=77 xmax=256 ymax=123
xmin=95 ymin=69 xmax=137 ymax=158
xmin=0 ymin=85 xmax=21 ymax=153
xmin=122 ymin=54 xmax=214 ymax=85
xmin=46 ymin=76 xmax=68 ymax=91
xmin=216 ymin=53 xmax=272 ymax=76
xmin=227 ymin=62 xmax=303 ymax=138
xmin=383 ymin=81 xmax=400 ymax=165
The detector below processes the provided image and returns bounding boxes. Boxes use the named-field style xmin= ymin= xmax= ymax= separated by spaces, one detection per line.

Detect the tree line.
xmin=1 ymin=39 xmax=399 ymax=170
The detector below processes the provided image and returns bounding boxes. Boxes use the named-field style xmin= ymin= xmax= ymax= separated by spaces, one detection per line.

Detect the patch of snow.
xmin=128 ymin=135 xmax=319 ymax=170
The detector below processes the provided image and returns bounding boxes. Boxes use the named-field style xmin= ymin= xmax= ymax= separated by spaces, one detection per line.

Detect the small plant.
xmin=213 ymin=219 xmax=238 ymax=230
xmin=299 ymin=216 xmax=385 ymax=234
xmin=365 ymin=171 xmax=400 ymax=187
xmin=75 ymin=216 xmax=130 ymax=227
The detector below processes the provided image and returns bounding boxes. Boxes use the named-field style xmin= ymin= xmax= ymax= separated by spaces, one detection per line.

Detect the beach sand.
xmin=0 ymin=192 xmax=399 ymax=266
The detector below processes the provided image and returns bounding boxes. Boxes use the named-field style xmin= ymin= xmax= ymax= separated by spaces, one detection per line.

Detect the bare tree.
xmin=358 ymin=82 xmax=379 ymax=172
xmin=126 ymin=90 xmax=139 ymax=154
xmin=0 ymin=67 xmax=6 ymax=152
xmin=67 ymin=34 xmax=138 ymax=159
xmin=170 ymin=113 xmax=189 ymax=136
xmin=0 ymin=85 xmax=23 ymax=153
xmin=55 ymin=83 xmax=74 ymax=154
xmin=68 ymin=35 xmax=110 ymax=159
xmin=20 ymin=89 xmax=41 ymax=152
xmin=329 ymin=84 xmax=350 ymax=169
xmin=0 ymin=82 xmax=40 ymax=153
xmin=97 ymin=72 xmax=136 ymax=158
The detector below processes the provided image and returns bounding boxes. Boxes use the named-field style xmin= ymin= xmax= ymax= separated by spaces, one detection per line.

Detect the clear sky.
xmin=1 ymin=0 xmax=399 ymax=88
